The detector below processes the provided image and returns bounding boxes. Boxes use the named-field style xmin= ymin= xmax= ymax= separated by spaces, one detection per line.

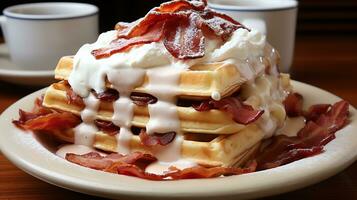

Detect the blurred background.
xmin=1 ymin=0 xmax=357 ymax=35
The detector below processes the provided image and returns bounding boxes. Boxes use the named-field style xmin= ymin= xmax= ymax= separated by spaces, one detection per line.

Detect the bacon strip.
xmin=304 ymin=104 xmax=331 ymax=122
xmin=92 ymin=0 xmax=245 ymax=59
xmin=283 ymin=93 xmax=303 ymax=117
xmin=130 ymin=92 xmax=158 ymax=106
xmin=66 ymin=151 xmax=256 ymax=180
xmin=13 ymin=98 xmax=80 ymax=131
xmin=200 ymin=10 xmax=243 ymax=40
xmin=66 ymin=152 xmax=157 ymax=172
xmin=165 ymin=161 xmax=256 ymax=179
xmin=255 ymin=100 xmax=349 ymax=170
xmin=163 ymin=12 xmax=205 ymax=59
xmin=212 ymin=97 xmax=264 ymax=125
xmin=155 ymin=0 xmax=207 ymax=13
xmin=116 ymin=164 xmax=166 ymax=180
xmin=139 ymin=130 xmax=176 ymax=147
xmin=94 ymin=89 xmax=119 ymax=102
xmin=116 ymin=162 xmax=256 ymax=180
xmin=92 ymin=21 xmax=165 ymax=59
xmin=193 ymin=96 xmax=264 ymax=125
xmin=65 ymin=86 xmax=84 ymax=107
xmin=64 ymin=83 xmax=160 ymax=107
xmin=94 ymin=120 xmax=119 ymax=136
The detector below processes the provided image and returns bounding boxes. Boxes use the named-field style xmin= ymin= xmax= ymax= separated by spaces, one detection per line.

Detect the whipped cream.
xmin=68 ymin=28 xmax=266 ymax=97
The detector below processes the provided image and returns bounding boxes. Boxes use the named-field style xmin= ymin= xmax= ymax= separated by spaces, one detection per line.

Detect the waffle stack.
xmin=43 ymin=54 xmax=291 ymax=167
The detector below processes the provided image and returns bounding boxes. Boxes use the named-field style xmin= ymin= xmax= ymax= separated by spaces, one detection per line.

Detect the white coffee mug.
xmin=209 ymin=0 xmax=298 ymax=72
xmin=0 ymin=2 xmax=99 ymax=70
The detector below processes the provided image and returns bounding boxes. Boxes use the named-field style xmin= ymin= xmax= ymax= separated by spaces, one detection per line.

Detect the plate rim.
xmin=0 ymin=81 xmax=356 ymax=199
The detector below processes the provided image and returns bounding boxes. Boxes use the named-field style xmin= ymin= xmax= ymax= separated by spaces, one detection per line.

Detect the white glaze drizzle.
xmin=107 ymin=68 xmax=145 ymax=154
xmin=73 ymin=93 xmax=100 ymax=146
xmin=211 ymin=91 xmax=221 ymax=101
xmin=145 ymin=67 xmax=182 ymax=135
xmin=142 ymin=66 xmax=193 ymax=170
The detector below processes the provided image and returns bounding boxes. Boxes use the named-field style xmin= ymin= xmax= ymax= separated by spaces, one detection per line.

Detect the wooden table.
xmin=1 ymin=34 xmax=356 ymax=200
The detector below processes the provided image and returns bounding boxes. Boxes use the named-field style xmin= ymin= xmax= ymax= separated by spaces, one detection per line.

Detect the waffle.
xmin=42 ymin=42 xmax=289 ymax=168
xmin=44 ymin=81 xmax=245 ymax=134
xmin=54 ymin=56 xmax=270 ymax=99
xmin=49 ymin=123 xmax=264 ymax=167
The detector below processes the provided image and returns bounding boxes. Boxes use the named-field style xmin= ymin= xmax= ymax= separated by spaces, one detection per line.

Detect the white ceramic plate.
xmin=0 ymin=44 xmax=55 ymax=86
xmin=0 ymin=81 xmax=356 ymax=200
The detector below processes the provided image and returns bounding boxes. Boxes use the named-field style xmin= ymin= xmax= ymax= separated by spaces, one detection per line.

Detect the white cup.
xmin=0 ymin=2 xmax=99 ymax=70
xmin=209 ymin=0 xmax=298 ymax=72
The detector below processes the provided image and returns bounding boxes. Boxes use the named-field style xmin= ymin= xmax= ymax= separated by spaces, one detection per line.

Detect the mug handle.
xmin=241 ymin=18 xmax=267 ymax=35
xmin=0 ymin=15 xmax=8 ymax=43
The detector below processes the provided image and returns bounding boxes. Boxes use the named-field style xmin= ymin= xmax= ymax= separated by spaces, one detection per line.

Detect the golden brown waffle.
xmin=43 ymin=81 xmax=246 ymax=134
xmin=55 ymin=56 xmax=252 ymax=99
xmin=49 ymin=124 xmax=264 ymax=167
xmin=43 ymin=73 xmax=290 ymax=135
xmin=43 ymin=54 xmax=290 ymax=167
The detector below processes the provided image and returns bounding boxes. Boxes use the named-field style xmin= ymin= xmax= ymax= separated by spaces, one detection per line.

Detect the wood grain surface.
xmin=0 ymin=34 xmax=356 ymax=200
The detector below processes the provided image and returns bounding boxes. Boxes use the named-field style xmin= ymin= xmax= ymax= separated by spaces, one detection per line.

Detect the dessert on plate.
xmin=13 ymin=0 xmax=350 ymax=180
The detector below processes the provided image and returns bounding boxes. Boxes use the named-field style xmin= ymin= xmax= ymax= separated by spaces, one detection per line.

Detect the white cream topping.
xmin=73 ymin=93 xmax=99 ymax=146
xmin=68 ymin=28 xmax=266 ymax=97
xmin=210 ymin=29 xmax=265 ymax=62
xmin=116 ymin=127 xmax=133 ymax=155
xmin=145 ymin=67 xmax=182 ymax=135
xmin=107 ymin=68 xmax=145 ymax=154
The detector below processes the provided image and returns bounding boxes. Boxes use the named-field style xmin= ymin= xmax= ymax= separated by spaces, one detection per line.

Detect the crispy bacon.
xmin=192 ymin=100 xmax=212 ymax=111
xmin=200 ymin=10 xmax=243 ymax=40
xmin=304 ymin=104 xmax=331 ymax=122
xmin=92 ymin=0 xmax=245 ymax=59
xmin=193 ymin=96 xmax=264 ymax=125
xmin=67 ymin=150 xmax=256 ymax=180
xmin=283 ymin=93 xmax=303 ymax=117
xmin=94 ymin=120 xmax=119 ymax=136
xmin=116 ymin=162 xmax=256 ymax=180
xmin=114 ymin=21 xmax=137 ymax=36
xmin=66 ymin=152 xmax=157 ymax=172
xmin=13 ymin=97 xmax=52 ymax=124
xmin=166 ymin=161 xmax=256 ymax=179
xmin=66 ymin=152 xmax=115 ymax=170
xmin=116 ymin=164 xmax=166 ymax=180
xmin=255 ymin=100 xmax=349 ymax=170
xmin=64 ymin=84 xmax=159 ymax=106
xmin=211 ymin=97 xmax=264 ymax=125
xmin=65 ymin=86 xmax=84 ymax=107
xmin=13 ymin=97 xmax=81 ymax=131
xmin=92 ymin=21 xmax=165 ymax=59
xmin=155 ymin=0 xmax=207 ymax=13
xmin=130 ymin=92 xmax=158 ymax=106
xmin=94 ymin=89 xmax=119 ymax=102
xmin=139 ymin=130 xmax=176 ymax=147
xmin=163 ymin=12 xmax=205 ymax=59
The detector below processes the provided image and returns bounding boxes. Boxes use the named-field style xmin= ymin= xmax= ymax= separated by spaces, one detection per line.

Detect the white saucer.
xmin=0 ymin=81 xmax=356 ymax=199
xmin=0 ymin=44 xmax=55 ymax=86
